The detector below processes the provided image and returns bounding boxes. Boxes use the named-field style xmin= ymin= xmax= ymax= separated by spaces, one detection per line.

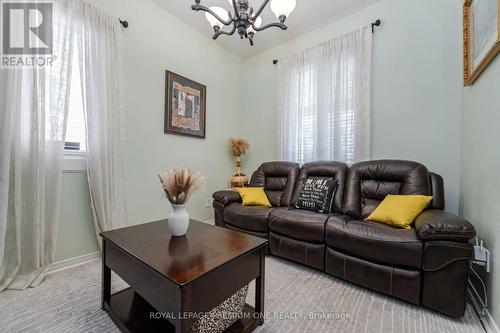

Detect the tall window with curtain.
xmin=277 ymin=26 xmax=372 ymax=165
xmin=0 ymin=0 xmax=126 ymax=292
xmin=0 ymin=0 xmax=78 ymax=291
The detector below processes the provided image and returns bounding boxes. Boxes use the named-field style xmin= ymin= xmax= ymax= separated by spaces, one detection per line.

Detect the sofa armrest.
xmin=415 ymin=210 xmax=476 ymax=242
xmin=213 ymin=190 xmax=241 ymax=206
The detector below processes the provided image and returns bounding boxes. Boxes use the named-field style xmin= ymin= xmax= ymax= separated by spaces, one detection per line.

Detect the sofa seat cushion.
xmin=269 ymin=231 xmax=325 ymax=270
xmin=224 ymin=203 xmax=272 ymax=233
xmin=326 ymin=215 xmax=423 ymax=269
xmin=269 ymin=209 xmax=329 ymax=243
xmin=225 ymin=224 xmax=268 ymax=240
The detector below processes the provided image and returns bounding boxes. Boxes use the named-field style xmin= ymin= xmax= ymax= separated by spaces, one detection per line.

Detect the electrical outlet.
xmin=473 ymin=238 xmax=491 ymax=273
xmin=205 ymin=197 xmax=213 ymax=208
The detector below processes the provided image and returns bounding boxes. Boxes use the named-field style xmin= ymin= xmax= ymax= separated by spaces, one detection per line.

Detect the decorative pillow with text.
xmin=295 ymin=178 xmax=338 ymax=214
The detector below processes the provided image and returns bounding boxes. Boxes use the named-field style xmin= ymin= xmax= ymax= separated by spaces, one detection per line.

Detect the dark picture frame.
xmin=164 ymin=71 xmax=206 ymax=138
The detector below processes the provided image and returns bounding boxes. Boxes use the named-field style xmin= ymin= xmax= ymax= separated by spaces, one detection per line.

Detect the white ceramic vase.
xmin=168 ymin=204 xmax=189 ymax=236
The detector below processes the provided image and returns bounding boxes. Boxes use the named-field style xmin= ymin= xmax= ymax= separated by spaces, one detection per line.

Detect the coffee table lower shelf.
xmin=104 ymin=288 xmax=260 ymax=333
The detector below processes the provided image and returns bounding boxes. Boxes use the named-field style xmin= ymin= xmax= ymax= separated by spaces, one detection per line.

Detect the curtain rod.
xmin=273 ymin=19 xmax=381 ymax=65
xmin=119 ymin=19 xmax=129 ymax=28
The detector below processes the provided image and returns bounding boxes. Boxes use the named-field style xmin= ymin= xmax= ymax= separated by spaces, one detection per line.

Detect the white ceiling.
xmin=151 ymin=0 xmax=379 ymax=58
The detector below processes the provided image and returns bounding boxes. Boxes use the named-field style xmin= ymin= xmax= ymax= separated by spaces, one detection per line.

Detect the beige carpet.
xmin=0 ymin=256 xmax=484 ymax=333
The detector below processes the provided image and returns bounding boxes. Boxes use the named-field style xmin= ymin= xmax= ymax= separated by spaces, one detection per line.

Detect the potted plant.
xmin=229 ymin=138 xmax=250 ymax=188
xmin=159 ymin=168 xmax=204 ymax=236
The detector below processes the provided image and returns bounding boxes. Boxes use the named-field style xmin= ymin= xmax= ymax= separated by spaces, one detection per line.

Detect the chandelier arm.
xmin=232 ymin=0 xmax=241 ymax=19
xmin=191 ymin=4 xmax=232 ymax=26
xmin=250 ymin=0 xmax=271 ymax=21
xmin=252 ymin=21 xmax=288 ymax=32
xmin=213 ymin=25 xmax=237 ymax=40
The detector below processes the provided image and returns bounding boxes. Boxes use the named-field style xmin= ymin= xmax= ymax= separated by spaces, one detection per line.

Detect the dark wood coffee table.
xmin=100 ymin=219 xmax=267 ymax=333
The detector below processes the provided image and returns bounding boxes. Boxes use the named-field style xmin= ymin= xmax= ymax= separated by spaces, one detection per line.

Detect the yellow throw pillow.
xmin=236 ymin=187 xmax=272 ymax=207
xmin=365 ymin=195 xmax=433 ymax=229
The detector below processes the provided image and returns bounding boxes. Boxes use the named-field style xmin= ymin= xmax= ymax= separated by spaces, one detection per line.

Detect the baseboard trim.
xmin=468 ymin=288 xmax=499 ymax=333
xmin=48 ymin=251 xmax=101 ymax=275
xmin=204 ymin=218 xmax=215 ymax=225
xmin=48 ymin=219 xmax=214 ymax=275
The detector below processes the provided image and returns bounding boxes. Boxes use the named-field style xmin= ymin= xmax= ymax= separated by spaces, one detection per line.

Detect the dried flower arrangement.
xmin=228 ymin=138 xmax=250 ymax=188
xmin=159 ymin=168 xmax=205 ymax=205
xmin=229 ymin=138 xmax=250 ymax=157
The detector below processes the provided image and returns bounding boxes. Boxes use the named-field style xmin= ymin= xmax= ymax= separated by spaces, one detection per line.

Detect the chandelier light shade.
xmin=192 ymin=0 xmax=296 ymax=46
xmin=205 ymin=7 xmax=229 ymax=29
xmin=270 ymin=0 xmax=296 ymax=20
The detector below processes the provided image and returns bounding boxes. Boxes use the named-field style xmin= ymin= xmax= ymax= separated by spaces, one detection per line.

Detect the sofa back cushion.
xmin=250 ymin=161 xmax=300 ymax=207
xmin=429 ymin=172 xmax=445 ymax=210
xmin=291 ymin=161 xmax=348 ymax=213
xmin=343 ymin=160 xmax=431 ymax=219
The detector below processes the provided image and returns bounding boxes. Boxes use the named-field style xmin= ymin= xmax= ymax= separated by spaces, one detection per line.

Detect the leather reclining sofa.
xmin=213 ymin=160 xmax=476 ymax=318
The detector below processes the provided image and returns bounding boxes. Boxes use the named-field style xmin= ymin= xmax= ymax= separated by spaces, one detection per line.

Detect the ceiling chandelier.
xmin=191 ymin=0 xmax=296 ymax=45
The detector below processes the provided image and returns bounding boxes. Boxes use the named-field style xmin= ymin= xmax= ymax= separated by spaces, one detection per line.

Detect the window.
xmin=64 ymin=47 xmax=86 ymax=153
xmin=277 ymin=28 xmax=372 ymax=165
xmin=296 ymin=63 xmax=316 ymax=164
xmin=287 ymin=59 xmax=357 ymax=165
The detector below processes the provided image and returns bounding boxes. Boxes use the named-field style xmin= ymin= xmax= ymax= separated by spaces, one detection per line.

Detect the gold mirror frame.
xmin=463 ymin=0 xmax=500 ymax=86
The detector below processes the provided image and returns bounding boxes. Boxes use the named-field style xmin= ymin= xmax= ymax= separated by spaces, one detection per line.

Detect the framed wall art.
xmin=463 ymin=0 xmax=500 ymax=85
xmin=164 ymin=71 xmax=206 ymax=138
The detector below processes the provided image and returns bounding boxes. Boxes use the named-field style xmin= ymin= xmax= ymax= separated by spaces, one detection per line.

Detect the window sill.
xmin=63 ymin=152 xmax=87 ymax=173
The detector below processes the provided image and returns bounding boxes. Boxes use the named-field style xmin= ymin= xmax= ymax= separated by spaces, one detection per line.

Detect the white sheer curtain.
xmin=0 ymin=0 xmax=77 ymax=291
xmin=0 ymin=0 xmax=126 ymax=291
xmin=277 ymin=26 xmax=372 ymax=165
xmin=75 ymin=3 xmax=127 ymax=239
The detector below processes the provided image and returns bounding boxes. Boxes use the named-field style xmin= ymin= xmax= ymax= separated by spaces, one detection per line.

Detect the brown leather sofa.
xmin=213 ymin=160 xmax=476 ymax=318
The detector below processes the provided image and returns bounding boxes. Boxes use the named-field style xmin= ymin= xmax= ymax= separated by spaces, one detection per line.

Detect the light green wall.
xmin=93 ymin=0 xmax=243 ymax=225
xmin=55 ymin=0 xmax=244 ymax=261
xmin=55 ymin=172 xmax=99 ymax=261
xmin=461 ymin=56 xmax=500 ymax=325
xmin=241 ymin=0 xmax=463 ymax=214
xmin=56 ymin=0 xmax=466 ymax=262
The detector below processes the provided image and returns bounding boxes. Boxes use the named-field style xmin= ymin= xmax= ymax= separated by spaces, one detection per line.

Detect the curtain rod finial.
xmin=273 ymin=59 xmax=278 ymax=65
xmin=119 ymin=19 xmax=129 ymax=28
